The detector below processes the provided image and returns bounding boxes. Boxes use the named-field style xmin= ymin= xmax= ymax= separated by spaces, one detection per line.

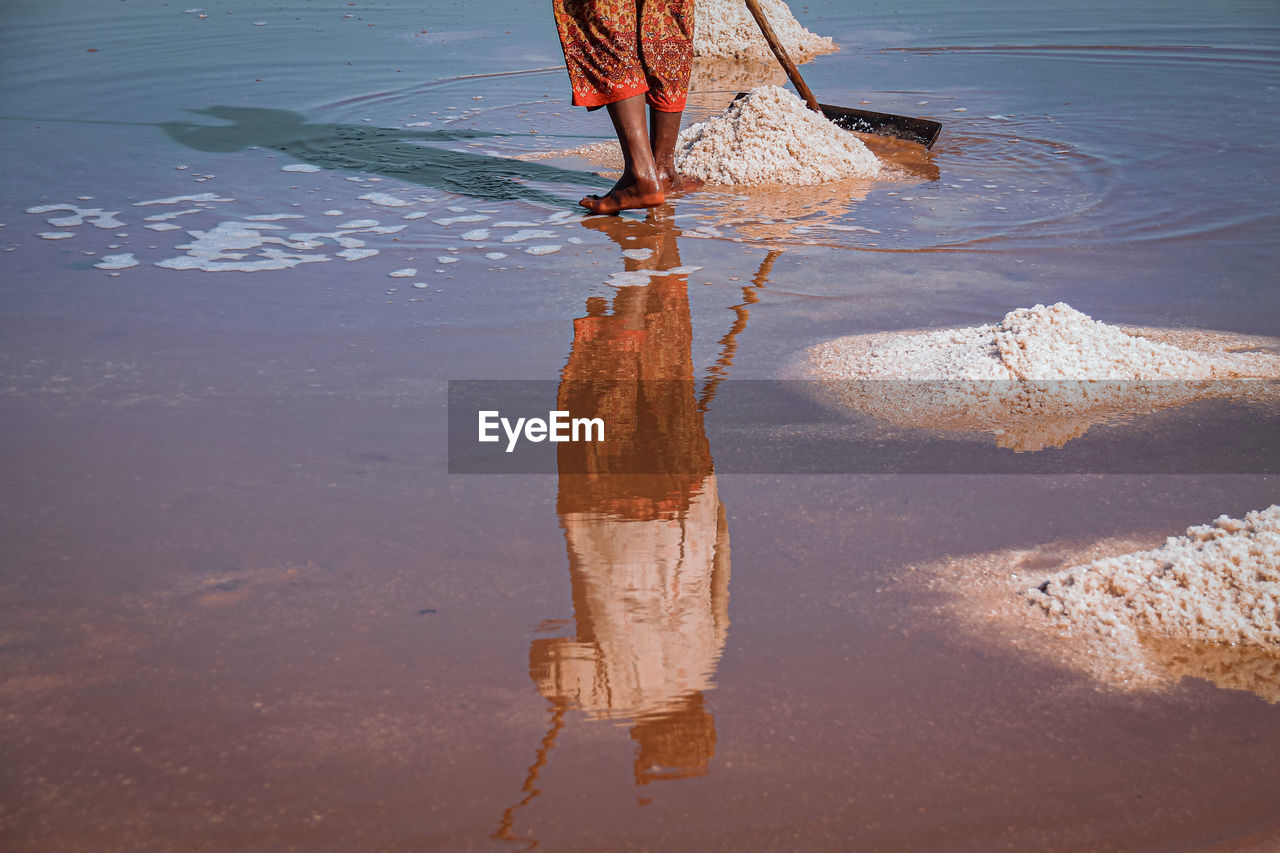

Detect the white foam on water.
xmin=245 ymin=213 xmax=305 ymax=221
xmin=323 ymin=210 xmax=344 ymax=216
xmin=94 ymin=253 xmax=139 ymax=270
xmin=494 ymin=220 xmax=541 ymax=227
xmin=606 ymin=270 xmax=655 ymax=287
xmin=567 ymin=236 xmax=584 ymax=244
xmin=281 ymin=164 xmax=322 ymax=173
xmin=38 ymin=232 xmax=76 ymax=240
xmin=135 ymin=192 xmax=234 ymax=206
xmin=144 ymin=208 xmax=203 ymax=222
xmin=460 ymin=229 xmax=490 ymax=241
xmin=433 ymin=214 xmax=489 ymax=226
xmin=27 ymin=204 xmax=126 ymax=229
xmin=337 ymin=219 xmax=380 ymax=229
xmin=403 ymin=212 xmax=430 ymax=220
xmin=525 ymin=245 xmax=562 ymax=255
xmin=145 ymin=223 xmax=182 ymax=232
xmin=621 ymin=248 xmax=653 ymax=260
xmin=154 ymin=221 xmax=329 ymax=272
xmin=405 ymin=121 xmax=432 ymax=128
xmin=445 ymin=205 xmax=468 ymax=212
xmin=484 ymin=252 xmax=507 ymax=260
xmin=337 ymin=248 xmax=379 ymax=261
xmin=358 ymin=192 xmax=412 ymax=207
xmin=437 ymin=256 xmax=458 ymax=264
xmin=388 ymin=268 xmax=417 ymax=278
xmin=822 ymin=224 xmax=881 ymax=233
xmin=501 ymin=229 xmax=555 ymax=243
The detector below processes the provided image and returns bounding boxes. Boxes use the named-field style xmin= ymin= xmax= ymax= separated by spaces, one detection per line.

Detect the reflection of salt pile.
xmin=694 ymin=0 xmax=835 ymax=61
xmin=675 ymin=86 xmax=881 ymax=186
xmin=1026 ymin=506 xmax=1280 ymax=701
xmin=809 ymin=302 xmax=1280 ymax=450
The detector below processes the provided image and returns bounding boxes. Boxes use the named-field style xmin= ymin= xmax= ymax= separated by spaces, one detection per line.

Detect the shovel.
xmin=742 ymin=0 xmax=941 ymax=149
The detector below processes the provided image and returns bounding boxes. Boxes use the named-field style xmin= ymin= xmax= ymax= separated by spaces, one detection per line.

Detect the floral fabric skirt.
xmin=552 ymin=0 xmax=694 ymax=112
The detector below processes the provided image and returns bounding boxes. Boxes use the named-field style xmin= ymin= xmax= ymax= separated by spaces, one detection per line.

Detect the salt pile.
xmin=1027 ymin=506 xmax=1280 ymax=653
xmin=694 ymin=0 xmax=835 ymax=61
xmin=814 ymin=302 xmax=1264 ymax=382
xmin=916 ymin=507 xmax=1280 ymax=703
xmin=675 ymin=86 xmax=881 ymax=186
xmin=808 ymin=302 xmax=1280 ymax=450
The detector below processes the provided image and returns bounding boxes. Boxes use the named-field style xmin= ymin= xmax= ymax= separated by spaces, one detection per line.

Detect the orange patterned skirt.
xmin=552 ymin=0 xmax=694 ymax=112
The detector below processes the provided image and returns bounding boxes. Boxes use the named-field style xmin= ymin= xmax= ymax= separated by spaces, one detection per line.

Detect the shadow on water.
xmin=161 ymin=106 xmax=609 ymax=208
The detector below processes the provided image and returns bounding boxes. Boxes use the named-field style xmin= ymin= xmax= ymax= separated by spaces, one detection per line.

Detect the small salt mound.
xmin=808 ymin=302 xmax=1280 ymax=451
xmin=815 ymin=302 xmax=1270 ymax=382
xmin=675 ymin=86 xmax=880 ymax=186
xmin=994 ymin=303 xmax=1220 ymax=380
xmin=694 ymin=0 xmax=835 ymax=61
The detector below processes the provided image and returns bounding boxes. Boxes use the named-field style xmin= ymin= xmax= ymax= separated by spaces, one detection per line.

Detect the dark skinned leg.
xmin=579 ymin=94 xmax=665 ymax=215
xmin=649 ymin=107 xmax=703 ymax=196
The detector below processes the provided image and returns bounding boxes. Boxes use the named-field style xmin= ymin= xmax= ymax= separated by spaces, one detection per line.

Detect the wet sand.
xmin=3 ymin=0 xmax=1280 ymax=850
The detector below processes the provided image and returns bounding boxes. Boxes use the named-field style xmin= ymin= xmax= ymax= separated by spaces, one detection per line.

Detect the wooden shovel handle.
xmin=742 ymin=0 xmax=823 ymax=113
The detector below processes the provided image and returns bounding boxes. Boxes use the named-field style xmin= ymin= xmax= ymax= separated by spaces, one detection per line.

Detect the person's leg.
xmin=580 ymin=94 xmax=665 ymax=215
xmin=649 ymin=106 xmax=701 ymax=195
xmin=552 ymin=0 xmax=668 ymax=214
xmin=638 ymin=0 xmax=699 ymax=195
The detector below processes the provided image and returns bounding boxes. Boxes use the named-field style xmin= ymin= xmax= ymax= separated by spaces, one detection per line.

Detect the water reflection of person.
xmin=494 ymin=213 xmax=754 ymax=843
xmin=531 ymin=210 xmax=730 ymax=785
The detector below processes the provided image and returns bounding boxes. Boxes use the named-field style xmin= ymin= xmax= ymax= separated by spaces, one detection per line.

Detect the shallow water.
xmin=2 ymin=0 xmax=1279 ymax=850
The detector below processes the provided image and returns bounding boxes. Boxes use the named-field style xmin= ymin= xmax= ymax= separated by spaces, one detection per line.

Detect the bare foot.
xmin=579 ymin=174 xmax=665 ymax=215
